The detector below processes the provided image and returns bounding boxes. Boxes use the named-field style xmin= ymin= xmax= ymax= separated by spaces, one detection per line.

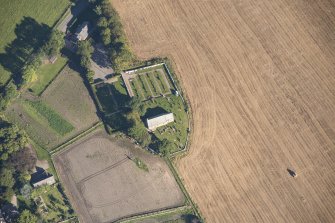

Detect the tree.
xmin=19 ymin=171 xmax=31 ymax=184
xmin=101 ymin=28 xmax=111 ymax=45
xmin=17 ymin=210 xmax=38 ymax=223
xmin=110 ymin=44 xmax=133 ymax=72
xmin=8 ymin=147 xmax=37 ymax=172
xmin=21 ymin=65 xmax=37 ymax=85
xmin=128 ymin=124 xmax=151 ymax=147
xmin=77 ymin=40 xmax=94 ymax=58
xmin=126 ymin=111 xmax=151 ymax=147
xmin=128 ymin=97 xmax=141 ymax=111
xmin=0 ymin=81 xmax=18 ymax=111
xmin=86 ymin=70 xmax=94 ymax=83
xmin=43 ymin=30 xmax=65 ymax=57
xmin=3 ymin=81 xmax=18 ymax=101
xmin=0 ymin=168 xmax=14 ymax=188
xmin=157 ymin=139 xmax=172 ymax=157
xmin=20 ymin=184 xmax=32 ymax=200
xmin=94 ymin=5 xmax=102 ymax=16
xmin=97 ymin=17 xmax=108 ymax=28
xmin=2 ymin=188 xmax=14 ymax=202
xmin=80 ymin=56 xmax=91 ymax=70
xmin=0 ymin=120 xmax=27 ymax=161
xmin=77 ymin=40 xmax=93 ymax=71
xmin=0 ymin=168 xmax=15 ymax=202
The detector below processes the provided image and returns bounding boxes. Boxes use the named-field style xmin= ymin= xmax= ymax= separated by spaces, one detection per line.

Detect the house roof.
xmin=30 ymin=167 xmax=54 ymax=186
xmin=76 ymin=22 xmax=89 ymax=41
xmin=146 ymin=113 xmax=174 ymax=130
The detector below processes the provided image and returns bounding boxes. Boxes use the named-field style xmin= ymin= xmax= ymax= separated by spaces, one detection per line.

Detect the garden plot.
xmin=53 ymin=129 xmax=185 ymax=223
xmin=122 ymin=65 xmax=174 ymax=101
xmin=30 ymin=184 xmax=75 ymax=222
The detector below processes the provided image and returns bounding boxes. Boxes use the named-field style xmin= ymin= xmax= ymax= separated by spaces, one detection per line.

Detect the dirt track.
xmin=112 ymin=0 xmax=335 ymax=222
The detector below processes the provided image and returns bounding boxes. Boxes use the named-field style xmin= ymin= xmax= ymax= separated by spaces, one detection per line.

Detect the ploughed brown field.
xmin=112 ymin=0 xmax=335 ymax=222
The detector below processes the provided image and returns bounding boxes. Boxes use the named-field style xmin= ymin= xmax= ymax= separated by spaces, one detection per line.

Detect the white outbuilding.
xmin=75 ymin=22 xmax=89 ymax=41
xmin=146 ymin=113 xmax=174 ymax=131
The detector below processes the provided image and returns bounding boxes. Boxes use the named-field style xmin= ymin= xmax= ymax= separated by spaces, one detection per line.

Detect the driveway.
xmin=91 ymin=43 xmax=114 ymax=81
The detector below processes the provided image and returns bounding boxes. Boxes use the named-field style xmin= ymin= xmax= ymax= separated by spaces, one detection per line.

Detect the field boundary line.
xmin=50 ymin=121 xmax=103 ymax=155
xmin=115 ymin=205 xmax=191 ymax=223
xmin=165 ymin=158 xmax=204 ymax=221
xmin=162 ymin=60 xmax=193 ymax=157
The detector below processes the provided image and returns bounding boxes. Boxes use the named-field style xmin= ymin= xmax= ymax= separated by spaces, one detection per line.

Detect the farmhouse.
xmin=75 ymin=22 xmax=89 ymax=41
xmin=31 ymin=168 xmax=56 ymax=188
xmin=146 ymin=113 xmax=174 ymax=131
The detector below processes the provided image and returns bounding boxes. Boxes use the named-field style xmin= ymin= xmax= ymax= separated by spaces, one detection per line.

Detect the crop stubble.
xmin=112 ymin=0 xmax=335 ymax=222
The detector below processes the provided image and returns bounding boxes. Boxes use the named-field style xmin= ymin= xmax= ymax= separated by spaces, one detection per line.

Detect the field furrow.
xmin=112 ymin=0 xmax=335 ymax=222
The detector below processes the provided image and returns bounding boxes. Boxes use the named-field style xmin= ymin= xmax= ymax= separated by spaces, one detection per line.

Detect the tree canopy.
xmin=0 ymin=168 xmax=15 ymax=188
xmin=8 ymin=147 xmax=37 ymax=172
xmin=95 ymin=0 xmax=135 ymax=72
xmin=17 ymin=210 xmax=38 ymax=223
xmin=43 ymin=30 xmax=65 ymax=57
xmin=0 ymin=168 xmax=15 ymax=202
xmin=77 ymin=40 xmax=94 ymax=71
xmin=0 ymin=120 xmax=27 ymax=161
xmin=126 ymin=111 xmax=151 ymax=147
xmin=157 ymin=139 xmax=173 ymax=157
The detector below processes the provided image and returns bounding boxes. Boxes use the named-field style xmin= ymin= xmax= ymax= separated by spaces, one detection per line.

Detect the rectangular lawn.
xmin=29 ymin=56 xmax=68 ymax=95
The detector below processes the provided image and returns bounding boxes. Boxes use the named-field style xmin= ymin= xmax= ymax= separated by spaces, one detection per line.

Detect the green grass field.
xmin=0 ymin=0 xmax=70 ymax=86
xmin=29 ymin=56 xmax=68 ymax=95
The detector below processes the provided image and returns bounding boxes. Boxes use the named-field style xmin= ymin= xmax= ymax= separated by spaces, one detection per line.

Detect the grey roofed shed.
xmin=146 ymin=113 xmax=174 ymax=131
xmin=30 ymin=168 xmax=56 ymax=187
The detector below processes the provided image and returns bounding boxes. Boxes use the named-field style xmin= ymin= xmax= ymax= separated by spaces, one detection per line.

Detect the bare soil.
xmin=53 ymin=129 xmax=185 ymax=223
xmin=112 ymin=0 xmax=335 ymax=222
